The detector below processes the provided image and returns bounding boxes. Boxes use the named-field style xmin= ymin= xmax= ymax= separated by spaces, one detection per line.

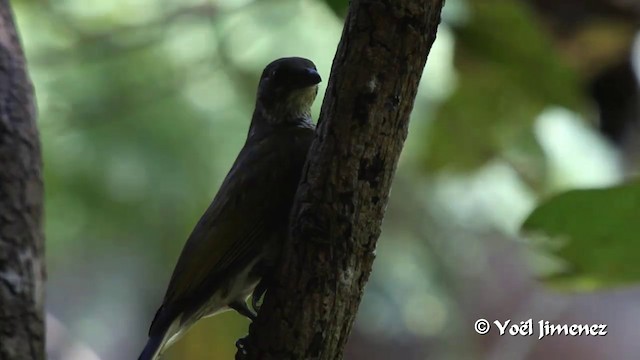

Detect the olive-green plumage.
xmin=139 ymin=57 xmax=321 ymax=360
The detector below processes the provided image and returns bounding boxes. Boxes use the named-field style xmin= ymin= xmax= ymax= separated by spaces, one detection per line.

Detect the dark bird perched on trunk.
xmin=138 ymin=57 xmax=321 ymax=360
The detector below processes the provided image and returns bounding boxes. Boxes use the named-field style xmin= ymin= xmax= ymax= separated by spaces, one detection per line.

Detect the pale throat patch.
xmin=262 ymin=85 xmax=319 ymax=125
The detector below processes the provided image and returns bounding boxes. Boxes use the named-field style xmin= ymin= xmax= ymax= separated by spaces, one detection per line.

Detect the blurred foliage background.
xmin=12 ymin=0 xmax=640 ymax=359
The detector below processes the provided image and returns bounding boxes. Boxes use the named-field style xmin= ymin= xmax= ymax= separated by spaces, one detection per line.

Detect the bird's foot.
xmin=235 ymin=335 xmax=250 ymax=360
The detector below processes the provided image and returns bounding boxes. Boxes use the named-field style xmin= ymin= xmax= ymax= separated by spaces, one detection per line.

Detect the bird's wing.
xmin=149 ymin=127 xmax=313 ymax=336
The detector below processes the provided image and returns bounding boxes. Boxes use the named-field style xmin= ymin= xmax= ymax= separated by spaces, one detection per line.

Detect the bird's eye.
xmin=269 ymin=69 xmax=278 ymax=78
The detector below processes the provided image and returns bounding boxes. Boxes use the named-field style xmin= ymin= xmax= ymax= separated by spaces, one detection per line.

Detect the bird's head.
xmin=254 ymin=57 xmax=322 ymax=125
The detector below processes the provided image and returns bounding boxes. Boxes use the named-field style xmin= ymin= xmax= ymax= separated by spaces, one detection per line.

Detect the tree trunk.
xmin=240 ymin=0 xmax=445 ymax=359
xmin=0 ymin=1 xmax=45 ymax=359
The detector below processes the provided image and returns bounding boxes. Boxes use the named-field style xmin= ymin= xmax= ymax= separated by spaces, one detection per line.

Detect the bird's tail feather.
xmin=138 ymin=334 xmax=164 ymax=360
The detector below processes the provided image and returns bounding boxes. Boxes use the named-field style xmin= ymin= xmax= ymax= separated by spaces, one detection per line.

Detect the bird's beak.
xmin=299 ymin=68 xmax=322 ymax=88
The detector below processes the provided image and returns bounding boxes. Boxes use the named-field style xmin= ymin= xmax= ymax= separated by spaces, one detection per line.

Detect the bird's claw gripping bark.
xmin=235 ymin=335 xmax=250 ymax=360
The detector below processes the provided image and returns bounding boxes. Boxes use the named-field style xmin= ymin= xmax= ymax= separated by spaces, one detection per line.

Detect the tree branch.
xmin=240 ymin=0 xmax=445 ymax=359
xmin=0 ymin=0 xmax=45 ymax=359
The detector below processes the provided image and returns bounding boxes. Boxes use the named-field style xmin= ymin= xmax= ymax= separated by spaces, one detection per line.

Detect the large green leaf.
xmin=422 ymin=0 xmax=584 ymax=173
xmin=522 ymin=181 xmax=640 ymax=289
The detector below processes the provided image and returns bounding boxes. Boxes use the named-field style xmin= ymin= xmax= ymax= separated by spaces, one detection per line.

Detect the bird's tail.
xmin=138 ymin=334 xmax=164 ymax=360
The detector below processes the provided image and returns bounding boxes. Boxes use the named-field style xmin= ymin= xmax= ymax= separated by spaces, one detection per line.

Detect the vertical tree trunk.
xmin=0 ymin=1 xmax=45 ymax=359
xmin=241 ymin=0 xmax=445 ymax=359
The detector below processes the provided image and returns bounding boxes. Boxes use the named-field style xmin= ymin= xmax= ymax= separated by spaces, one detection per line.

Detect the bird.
xmin=138 ymin=57 xmax=321 ymax=360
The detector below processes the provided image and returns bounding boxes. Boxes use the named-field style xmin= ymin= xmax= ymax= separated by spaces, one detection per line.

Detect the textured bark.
xmin=240 ymin=0 xmax=445 ymax=359
xmin=0 ymin=1 xmax=45 ymax=359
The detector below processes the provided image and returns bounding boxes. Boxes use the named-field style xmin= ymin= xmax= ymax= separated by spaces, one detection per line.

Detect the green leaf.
xmin=422 ymin=0 xmax=585 ymax=172
xmin=522 ymin=181 xmax=640 ymax=289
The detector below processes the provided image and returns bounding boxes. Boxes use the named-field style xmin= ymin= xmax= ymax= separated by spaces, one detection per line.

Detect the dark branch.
xmin=238 ymin=0 xmax=445 ymax=359
xmin=0 ymin=0 xmax=45 ymax=359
